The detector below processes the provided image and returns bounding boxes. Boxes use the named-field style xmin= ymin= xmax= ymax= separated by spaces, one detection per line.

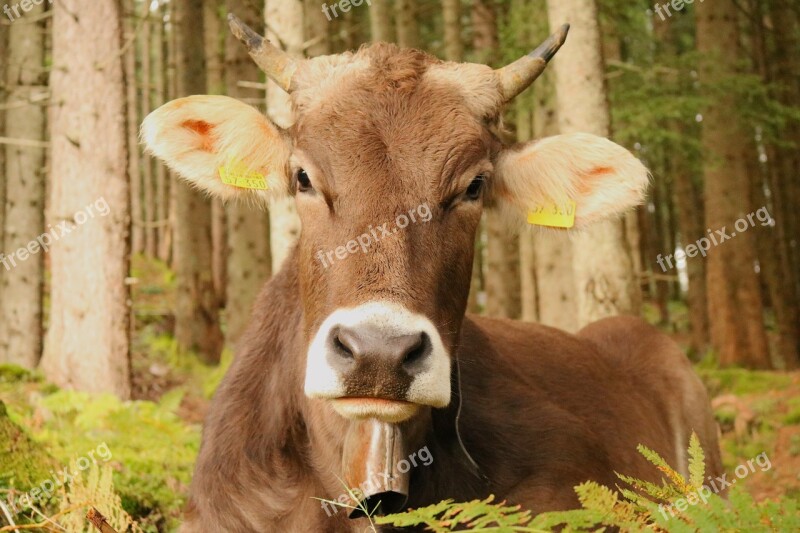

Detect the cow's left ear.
xmin=493 ymin=133 xmax=649 ymax=229
xmin=141 ymin=95 xmax=291 ymax=204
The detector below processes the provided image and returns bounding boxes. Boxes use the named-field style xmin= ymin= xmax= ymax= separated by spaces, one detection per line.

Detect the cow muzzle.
xmin=304 ymin=301 xmax=451 ymax=423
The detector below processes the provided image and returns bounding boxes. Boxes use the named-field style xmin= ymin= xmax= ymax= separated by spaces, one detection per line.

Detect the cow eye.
xmin=465 ymin=175 xmax=485 ymax=200
xmin=296 ymin=169 xmax=313 ymax=192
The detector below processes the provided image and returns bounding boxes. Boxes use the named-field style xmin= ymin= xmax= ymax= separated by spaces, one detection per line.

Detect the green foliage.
xmin=376 ymin=495 xmax=545 ymax=532
xmin=0 ymin=366 xmax=200 ymax=532
xmin=0 ymin=400 xmax=58 ymax=491
xmin=57 ymin=463 xmax=143 ymax=533
xmin=29 ymin=389 xmax=199 ymax=531
xmin=378 ymin=433 xmax=800 ymax=532
xmin=697 ymin=367 xmax=792 ymax=397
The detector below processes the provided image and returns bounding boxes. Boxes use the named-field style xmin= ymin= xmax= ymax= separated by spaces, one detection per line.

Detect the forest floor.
xmin=1 ymin=258 xmax=799 ymax=531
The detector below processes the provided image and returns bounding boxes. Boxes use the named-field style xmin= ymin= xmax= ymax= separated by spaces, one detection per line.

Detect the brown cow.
xmin=142 ymin=15 xmax=723 ymax=532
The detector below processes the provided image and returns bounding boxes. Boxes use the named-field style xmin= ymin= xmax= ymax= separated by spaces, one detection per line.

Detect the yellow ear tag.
xmin=527 ymin=200 xmax=577 ymax=228
xmin=218 ymin=161 xmax=268 ymax=190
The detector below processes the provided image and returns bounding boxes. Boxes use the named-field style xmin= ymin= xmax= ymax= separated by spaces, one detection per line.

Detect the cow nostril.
xmin=333 ymin=332 xmax=355 ymax=360
xmin=403 ymin=333 xmax=430 ymax=368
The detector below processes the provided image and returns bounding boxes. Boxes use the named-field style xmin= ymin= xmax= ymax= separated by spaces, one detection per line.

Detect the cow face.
xmin=142 ymin=17 xmax=648 ymax=425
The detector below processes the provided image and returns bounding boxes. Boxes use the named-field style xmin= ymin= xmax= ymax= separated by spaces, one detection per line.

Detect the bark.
xmin=696 ymin=0 xmax=770 ymax=368
xmin=546 ymin=0 xmax=640 ymax=329
xmin=41 ymin=0 xmax=131 ymax=397
xmin=125 ymin=2 xmax=143 ymax=256
xmin=672 ymin=155 xmax=709 ymax=356
xmin=266 ymin=0 xmax=303 ymax=272
xmin=473 ymin=0 xmax=520 ymax=319
xmin=155 ymin=0 xmax=171 ymax=263
xmin=0 ymin=22 xmax=6 ymax=299
xmin=173 ymin=0 xmax=223 ymax=362
xmin=224 ymin=0 xmax=272 ymax=344
xmin=369 ymin=0 xmax=393 ymax=42
xmin=205 ymin=0 xmax=228 ymax=307
xmin=305 ymin=0 xmax=332 ymax=56
xmin=765 ymin=0 xmax=800 ymax=367
xmin=748 ymin=0 xmax=800 ymax=368
xmin=141 ymin=5 xmax=156 ymax=257
xmin=442 ymin=0 xmax=463 ymax=62
xmin=769 ymin=0 xmax=800 ymax=295
xmin=653 ymin=10 xmax=708 ymax=355
xmin=1 ymin=1 xmax=47 ymax=367
xmin=0 ymin=22 xmax=6 ymax=314
xmin=652 ymin=165 xmax=671 ymax=326
xmin=395 ymin=0 xmax=420 ymax=49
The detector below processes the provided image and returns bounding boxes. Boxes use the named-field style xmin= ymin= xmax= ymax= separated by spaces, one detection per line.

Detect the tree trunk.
xmin=766 ymin=0 xmax=800 ymax=368
xmin=205 ymin=0 xmax=228 ymax=307
xmin=652 ymin=164 xmax=671 ymax=326
xmin=442 ymin=0 xmax=462 ymax=62
xmin=369 ymin=0 xmax=393 ymax=42
xmin=653 ymin=9 xmax=708 ymax=355
xmin=125 ymin=1 xmax=143 ymax=256
xmin=695 ymin=0 xmax=770 ymax=368
xmin=266 ymin=0 xmax=303 ymax=272
xmin=141 ymin=6 xmax=157 ymax=258
xmin=224 ymin=0 xmax=272 ymax=345
xmin=154 ymin=0 xmax=171 ymax=262
xmin=473 ymin=0 xmax=520 ymax=319
xmin=395 ymin=0 xmax=420 ymax=49
xmin=0 ymin=22 xmax=6 ymax=317
xmin=41 ymin=0 xmax=131 ymax=397
xmin=1 ymin=0 xmax=47 ymax=367
xmin=672 ymin=155 xmax=709 ymax=356
xmin=305 ymin=0 xmax=332 ymax=55
xmin=546 ymin=0 xmax=640 ymax=329
xmin=173 ymin=0 xmax=223 ymax=362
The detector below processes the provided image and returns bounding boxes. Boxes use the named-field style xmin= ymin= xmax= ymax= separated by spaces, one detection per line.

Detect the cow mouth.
xmin=331 ymin=397 xmax=420 ymax=423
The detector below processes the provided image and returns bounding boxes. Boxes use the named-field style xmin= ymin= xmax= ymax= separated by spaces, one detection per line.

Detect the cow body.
xmin=181 ymin=252 xmax=722 ymax=532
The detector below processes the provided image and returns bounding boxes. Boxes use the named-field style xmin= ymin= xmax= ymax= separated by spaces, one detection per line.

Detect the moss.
xmin=698 ymin=367 xmax=793 ymax=397
xmin=0 ymin=364 xmax=41 ymax=384
xmin=0 ymin=400 xmax=58 ymax=490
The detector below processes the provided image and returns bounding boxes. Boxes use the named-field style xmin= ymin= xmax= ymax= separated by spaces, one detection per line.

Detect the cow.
xmin=142 ymin=14 xmax=723 ymax=532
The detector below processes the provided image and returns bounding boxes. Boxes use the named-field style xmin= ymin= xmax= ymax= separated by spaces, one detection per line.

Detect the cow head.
xmin=142 ymin=16 xmax=648 ymax=426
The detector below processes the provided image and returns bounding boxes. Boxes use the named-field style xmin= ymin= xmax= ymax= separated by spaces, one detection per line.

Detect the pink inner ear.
xmin=181 ymin=120 xmax=215 ymax=152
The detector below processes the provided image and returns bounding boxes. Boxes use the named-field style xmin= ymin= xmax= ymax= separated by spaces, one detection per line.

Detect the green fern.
xmin=56 ymin=462 xmax=143 ymax=533
xmin=377 ymin=432 xmax=799 ymax=532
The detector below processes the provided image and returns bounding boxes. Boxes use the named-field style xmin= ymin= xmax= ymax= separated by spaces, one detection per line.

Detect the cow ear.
xmin=493 ymin=133 xmax=649 ymax=229
xmin=141 ymin=95 xmax=291 ymax=203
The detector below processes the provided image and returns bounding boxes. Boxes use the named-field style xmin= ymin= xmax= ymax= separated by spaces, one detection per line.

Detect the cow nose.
xmin=329 ymin=325 xmax=432 ymax=374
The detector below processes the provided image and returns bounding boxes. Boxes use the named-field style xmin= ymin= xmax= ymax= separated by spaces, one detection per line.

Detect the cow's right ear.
xmin=141 ymin=95 xmax=291 ymax=203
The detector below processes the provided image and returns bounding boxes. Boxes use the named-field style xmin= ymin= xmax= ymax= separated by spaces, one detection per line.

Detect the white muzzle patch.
xmin=304 ymin=301 xmax=451 ymax=419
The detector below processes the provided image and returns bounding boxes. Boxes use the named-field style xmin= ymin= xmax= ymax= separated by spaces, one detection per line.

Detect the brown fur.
xmin=181 ymin=255 xmax=722 ymax=532
xmin=144 ymin=43 xmax=722 ymax=533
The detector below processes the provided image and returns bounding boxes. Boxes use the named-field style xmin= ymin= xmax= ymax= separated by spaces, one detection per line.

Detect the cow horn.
xmin=496 ymin=23 xmax=570 ymax=103
xmin=227 ymin=13 xmax=300 ymax=93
